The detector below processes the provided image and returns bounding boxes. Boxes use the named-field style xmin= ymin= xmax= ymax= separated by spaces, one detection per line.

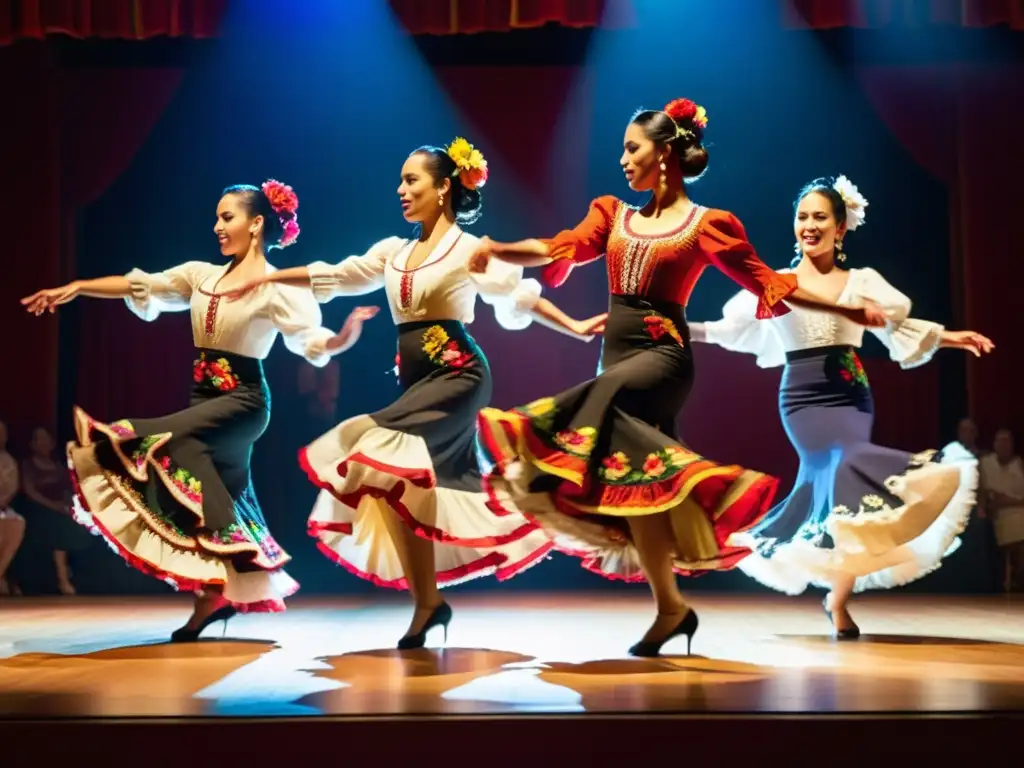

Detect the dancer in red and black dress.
xmin=473 ymin=99 xmax=886 ymax=656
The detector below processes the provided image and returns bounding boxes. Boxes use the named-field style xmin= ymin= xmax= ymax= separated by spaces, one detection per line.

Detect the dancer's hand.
xmin=843 ymin=299 xmax=887 ymax=328
xmin=572 ymin=312 xmax=608 ymax=337
xmin=21 ymin=282 xmax=80 ymax=315
xmin=223 ymin=276 xmax=268 ymax=301
xmin=325 ymin=305 xmax=380 ymax=353
xmin=942 ymin=330 xmax=994 ymax=357
xmin=468 ymin=237 xmax=495 ymax=274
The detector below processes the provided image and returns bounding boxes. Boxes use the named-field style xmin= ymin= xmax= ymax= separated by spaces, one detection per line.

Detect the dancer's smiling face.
xmin=794 ymin=191 xmax=846 ymax=260
xmin=214 ymin=193 xmax=264 ymax=258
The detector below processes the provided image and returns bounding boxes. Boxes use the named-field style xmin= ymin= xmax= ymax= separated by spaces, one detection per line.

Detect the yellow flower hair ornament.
xmin=446 ymin=136 xmax=489 ymax=190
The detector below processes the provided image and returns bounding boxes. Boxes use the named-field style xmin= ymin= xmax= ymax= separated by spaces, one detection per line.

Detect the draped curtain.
xmin=0 ymin=0 xmax=225 ymax=446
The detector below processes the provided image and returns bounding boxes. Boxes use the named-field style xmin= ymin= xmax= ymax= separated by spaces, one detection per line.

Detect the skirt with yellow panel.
xmin=477 ymin=294 xmax=779 ymax=580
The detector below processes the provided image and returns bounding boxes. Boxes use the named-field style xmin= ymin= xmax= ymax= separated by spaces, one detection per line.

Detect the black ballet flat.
xmin=397 ymin=602 xmax=452 ymax=650
xmin=822 ymin=597 xmax=860 ymax=640
xmin=170 ymin=604 xmax=237 ymax=643
xmin=628 ymin=608 xmax=699 ymax=658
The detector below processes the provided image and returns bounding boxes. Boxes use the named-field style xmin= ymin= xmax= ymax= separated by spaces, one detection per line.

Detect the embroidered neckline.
xmin=622 ymin=204 xmax=701 ymax=240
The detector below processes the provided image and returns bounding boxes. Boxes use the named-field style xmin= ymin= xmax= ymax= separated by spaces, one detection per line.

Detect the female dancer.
xmin=472 ymin=99 xmax=886 ymax=657
xmin=226 ymin=139 xmax=602 ymax=648
xmin=21 ymin=180 xmax=371 ymax=639
xmin=690 ymin=175 xmax=991 ymax=637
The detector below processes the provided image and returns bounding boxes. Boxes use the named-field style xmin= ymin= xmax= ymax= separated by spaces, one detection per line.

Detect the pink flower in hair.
xmin=261 ymin=179 xmax=299 ymax=215
xmin=279 ymin=218 xmax=300 ymax=248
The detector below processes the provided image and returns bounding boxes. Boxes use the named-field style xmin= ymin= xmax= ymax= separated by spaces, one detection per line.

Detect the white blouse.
xmin=125 ymin=261 xmax=335 ymax=366
xmin=703 ymin=267 xmax=944 ymax=368
xmin=306 ymin=225 xmax=542 ymax=330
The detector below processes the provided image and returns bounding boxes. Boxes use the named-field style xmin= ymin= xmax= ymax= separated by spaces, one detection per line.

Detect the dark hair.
xmin=412 ymin=146 xmax=483 ymax=226
xmin=630 ymin=109 xmax=709 ymax=182
xmin=222 ymin=184 xmax=293 ymax=249
xmin=793 ymin=178 xmax=847 ymax=228
xmin=790 ymin=178 xmax=848 ymax=267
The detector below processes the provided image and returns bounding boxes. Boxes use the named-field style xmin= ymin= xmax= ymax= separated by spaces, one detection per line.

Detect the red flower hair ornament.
xmin=261 ymin=179 xmax=300 ymax=248
xmin=663 ymin=98 xmax=709 ymax=137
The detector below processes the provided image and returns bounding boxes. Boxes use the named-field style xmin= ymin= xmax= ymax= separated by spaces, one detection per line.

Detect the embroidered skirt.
xmin=729 ymin=345 xmax=977 ymax=594
xmin=68 ymin=349 xmax=296 ymax=612
xmin=477 ymin=294 xmax=779 ymax=581
xmin=303 ymin=319 xmax=553 ymax=588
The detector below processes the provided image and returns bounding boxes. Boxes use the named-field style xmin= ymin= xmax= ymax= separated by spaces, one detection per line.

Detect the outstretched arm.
xmin=478 ymin=236 xmax=553 ymax=268
xmin=21 ymin=276 xmax=132 ymax=315
xmin=530 ymin=298 xmax=606 ymax=341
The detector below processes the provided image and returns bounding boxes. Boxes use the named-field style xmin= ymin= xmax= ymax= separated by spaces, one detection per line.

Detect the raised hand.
xmin=468 ymin=236 xmax=495 ymax=274
xmin=325 ymin=305 xmax=380 ymax=353
xmin=943 ymin=330 xmax=994 ymax=357
xmin=21 ymin=282 xmax=80 ymax=315
xmin=842 ymin=299 xmax=887 ymax=328
xmin=573 ymin=312 xmax=608 ymax=337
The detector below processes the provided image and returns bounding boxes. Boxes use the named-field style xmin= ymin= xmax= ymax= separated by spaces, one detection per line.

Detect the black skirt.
xmin=68 ymin=348 xmax=297 ymax=612
xmin=478 ymin=294 xmax=779 ymax=582
xmin=302 ymin=319 xmax=553 ymax=589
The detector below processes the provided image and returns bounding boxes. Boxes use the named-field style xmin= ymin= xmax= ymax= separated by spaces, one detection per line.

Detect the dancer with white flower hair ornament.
xmin=690 ymin=175 xmax=994 ymax=638
xmin=225 ymin=138 xmax=603 ymax=649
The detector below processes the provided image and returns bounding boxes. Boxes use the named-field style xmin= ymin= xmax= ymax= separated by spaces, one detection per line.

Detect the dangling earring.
xmin=835 ymin=238 xmax=846 ymax=263
xmin=438 ymin=192 xmax=445 ymax=207
xmin=659 ymin=161 xmax=667 ymax=187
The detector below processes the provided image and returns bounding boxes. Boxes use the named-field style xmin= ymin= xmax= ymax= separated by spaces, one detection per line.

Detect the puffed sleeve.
xmin=307 ymin=236 xmax=403 ymax=303
xmin=470 ymin=249 xmax=543 ymax=331
xmin=699 ymin=211 xmax=797 ymax=319
xmin=124 ymin=261 xmax=215 ymax=321
xmin=541 ymin=195 xmax=620 ymax=288
xmin=702 ymin=289 xmax=787 ymax=368
xmin=266 ymin=283 xmax=336 ymax=368
xmin=851 ymin=268 xmax=944 ymax=369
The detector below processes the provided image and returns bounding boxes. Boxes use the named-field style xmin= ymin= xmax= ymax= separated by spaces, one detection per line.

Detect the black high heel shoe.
xmin=170 ymin=604 xmax=237 ymax=643
xmin=397 ymin=602 xmax=452 ymax=650
xmin=822 ymin=597 xmax=860 ymax=640
xmin=628 ymin=608 xmax=699 ymax=658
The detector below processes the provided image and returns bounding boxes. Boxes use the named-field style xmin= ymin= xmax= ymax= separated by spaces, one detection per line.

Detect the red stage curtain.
xmin=0 ymin=2 xmax=225 ymax=445
xmin=782 ymin=0 xmax=1024 ymax=29
xmin=0 ymin=0 xmax=225 ymax=45
xmin=388 ymin=0 xmax=626 ymax=35
xmin=64 ymin=67 xmax=194 ymax=422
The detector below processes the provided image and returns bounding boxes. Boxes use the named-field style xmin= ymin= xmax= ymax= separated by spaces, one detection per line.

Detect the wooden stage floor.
xmin=1 ymin=592 xmax=1023 ymax=718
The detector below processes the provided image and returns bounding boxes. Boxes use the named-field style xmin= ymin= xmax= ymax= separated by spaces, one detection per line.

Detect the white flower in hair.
xmin=832 ymin=175 xmax=868 ymax=231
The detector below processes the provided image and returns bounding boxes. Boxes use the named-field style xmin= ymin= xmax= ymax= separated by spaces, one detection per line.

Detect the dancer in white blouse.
xmin=228 ymin=139 xmax=603 ymax=647
xmin=21 ymin=180 xmax=371 ymax=639
xmin=691 ymin=175 xmax=993 ymax=637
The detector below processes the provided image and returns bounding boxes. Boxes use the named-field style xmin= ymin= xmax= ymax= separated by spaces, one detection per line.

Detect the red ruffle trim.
xmin=299 ymin=446 xmax=553 ymax=589
xmin=67 ymin=463 xmax=292 ymax=613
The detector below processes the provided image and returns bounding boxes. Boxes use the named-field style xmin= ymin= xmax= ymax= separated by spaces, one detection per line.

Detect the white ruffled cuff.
xmin=486 ymin=277 xmax=542 ymax=331
xmin=887 ymin=318 xmax=944 ymax=369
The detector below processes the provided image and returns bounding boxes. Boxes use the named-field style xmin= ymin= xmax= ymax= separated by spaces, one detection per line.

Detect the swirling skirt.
xmin=67 ymin=349 xmax=296 ymax=612
xmin=728 ymin=345 xmax=977 ymax=594
xmin=477 ymin=294 xmax=779 ymax=581
xmin=303 ymin=320 xmax=553 ymax=588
